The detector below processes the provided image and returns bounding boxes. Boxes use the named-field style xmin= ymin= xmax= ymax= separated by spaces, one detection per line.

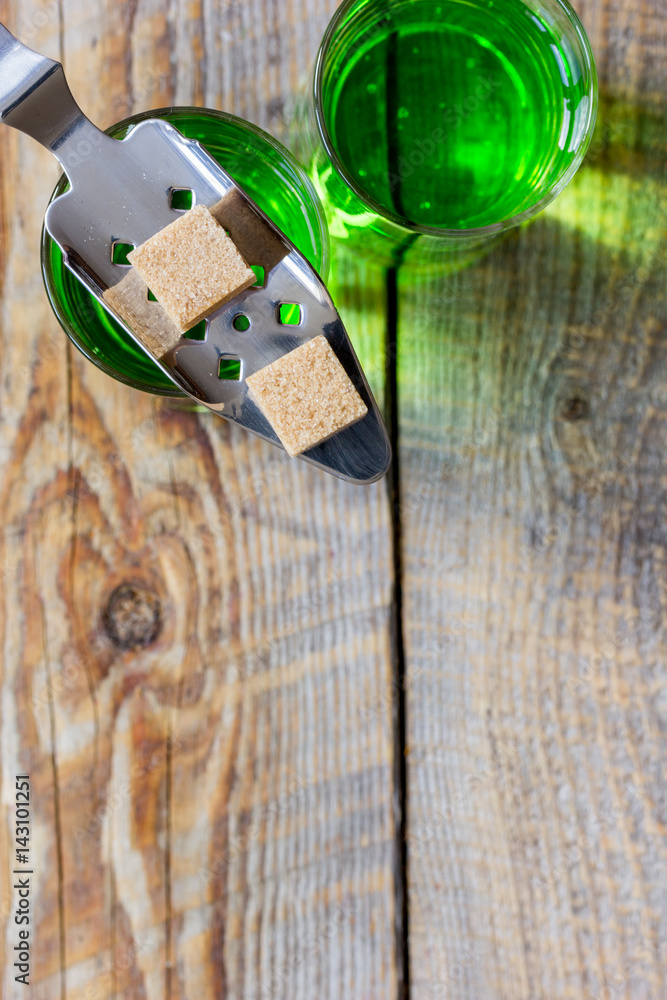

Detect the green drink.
xmin=311 ymin=0 xmax=597 ymax=258
xmin=42 ymin=109 xmax=329 ymax=396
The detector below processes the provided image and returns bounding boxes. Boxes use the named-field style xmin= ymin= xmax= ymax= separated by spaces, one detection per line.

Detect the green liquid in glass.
xmin=321 ymin=0 xmax=591 ymax=230
xmin=42 ymin=109 xmax=328 ymax=395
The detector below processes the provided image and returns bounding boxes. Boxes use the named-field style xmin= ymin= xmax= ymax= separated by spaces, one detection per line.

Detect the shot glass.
xmin=42 ymin=108 xmax=330 ymax=396
xmin=304 ymin=0 xmax=598 ymax=266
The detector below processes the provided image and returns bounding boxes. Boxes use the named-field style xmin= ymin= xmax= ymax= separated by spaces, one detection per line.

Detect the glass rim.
xmin=313 ymin=0 xmax=599 ymax=240
xmin=41 ymin=105 xmax=330 ymax=396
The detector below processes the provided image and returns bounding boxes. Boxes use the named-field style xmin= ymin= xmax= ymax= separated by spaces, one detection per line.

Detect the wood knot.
xmin=560 ymin=396 xmax=590 ymax=422
xmin=104 ymin=583 xmax=162 ymax=650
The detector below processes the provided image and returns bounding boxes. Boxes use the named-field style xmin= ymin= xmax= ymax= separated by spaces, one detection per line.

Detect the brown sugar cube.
xmin=246 ymin=335 xmax=368 ymax=457
xmin=127 ymin=204 xmax=256 ymax=332
xmin=103 ymin=269 xmax=183 ymax=359
xmin=210 ymin=189 xmax=288 ymax=274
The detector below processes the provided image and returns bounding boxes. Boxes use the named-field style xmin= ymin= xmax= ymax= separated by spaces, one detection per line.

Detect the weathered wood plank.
xmin=0 ymin=1 xmax=398 ymax=998
xmin=400 ymin=9 xmax=667 ymax=995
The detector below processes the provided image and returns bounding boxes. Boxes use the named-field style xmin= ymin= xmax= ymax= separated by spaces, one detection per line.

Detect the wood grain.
xmin=0 ymin=2 xmax=398 ymax=999
xmin=399 ymin=10 xmax=667 ymax=997
xmin=2 ymin=0 xmax=665 ymax=998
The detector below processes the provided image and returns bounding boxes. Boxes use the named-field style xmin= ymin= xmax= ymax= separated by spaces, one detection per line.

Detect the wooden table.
xmin=0 ymin=1 xmax=665 ymax=998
